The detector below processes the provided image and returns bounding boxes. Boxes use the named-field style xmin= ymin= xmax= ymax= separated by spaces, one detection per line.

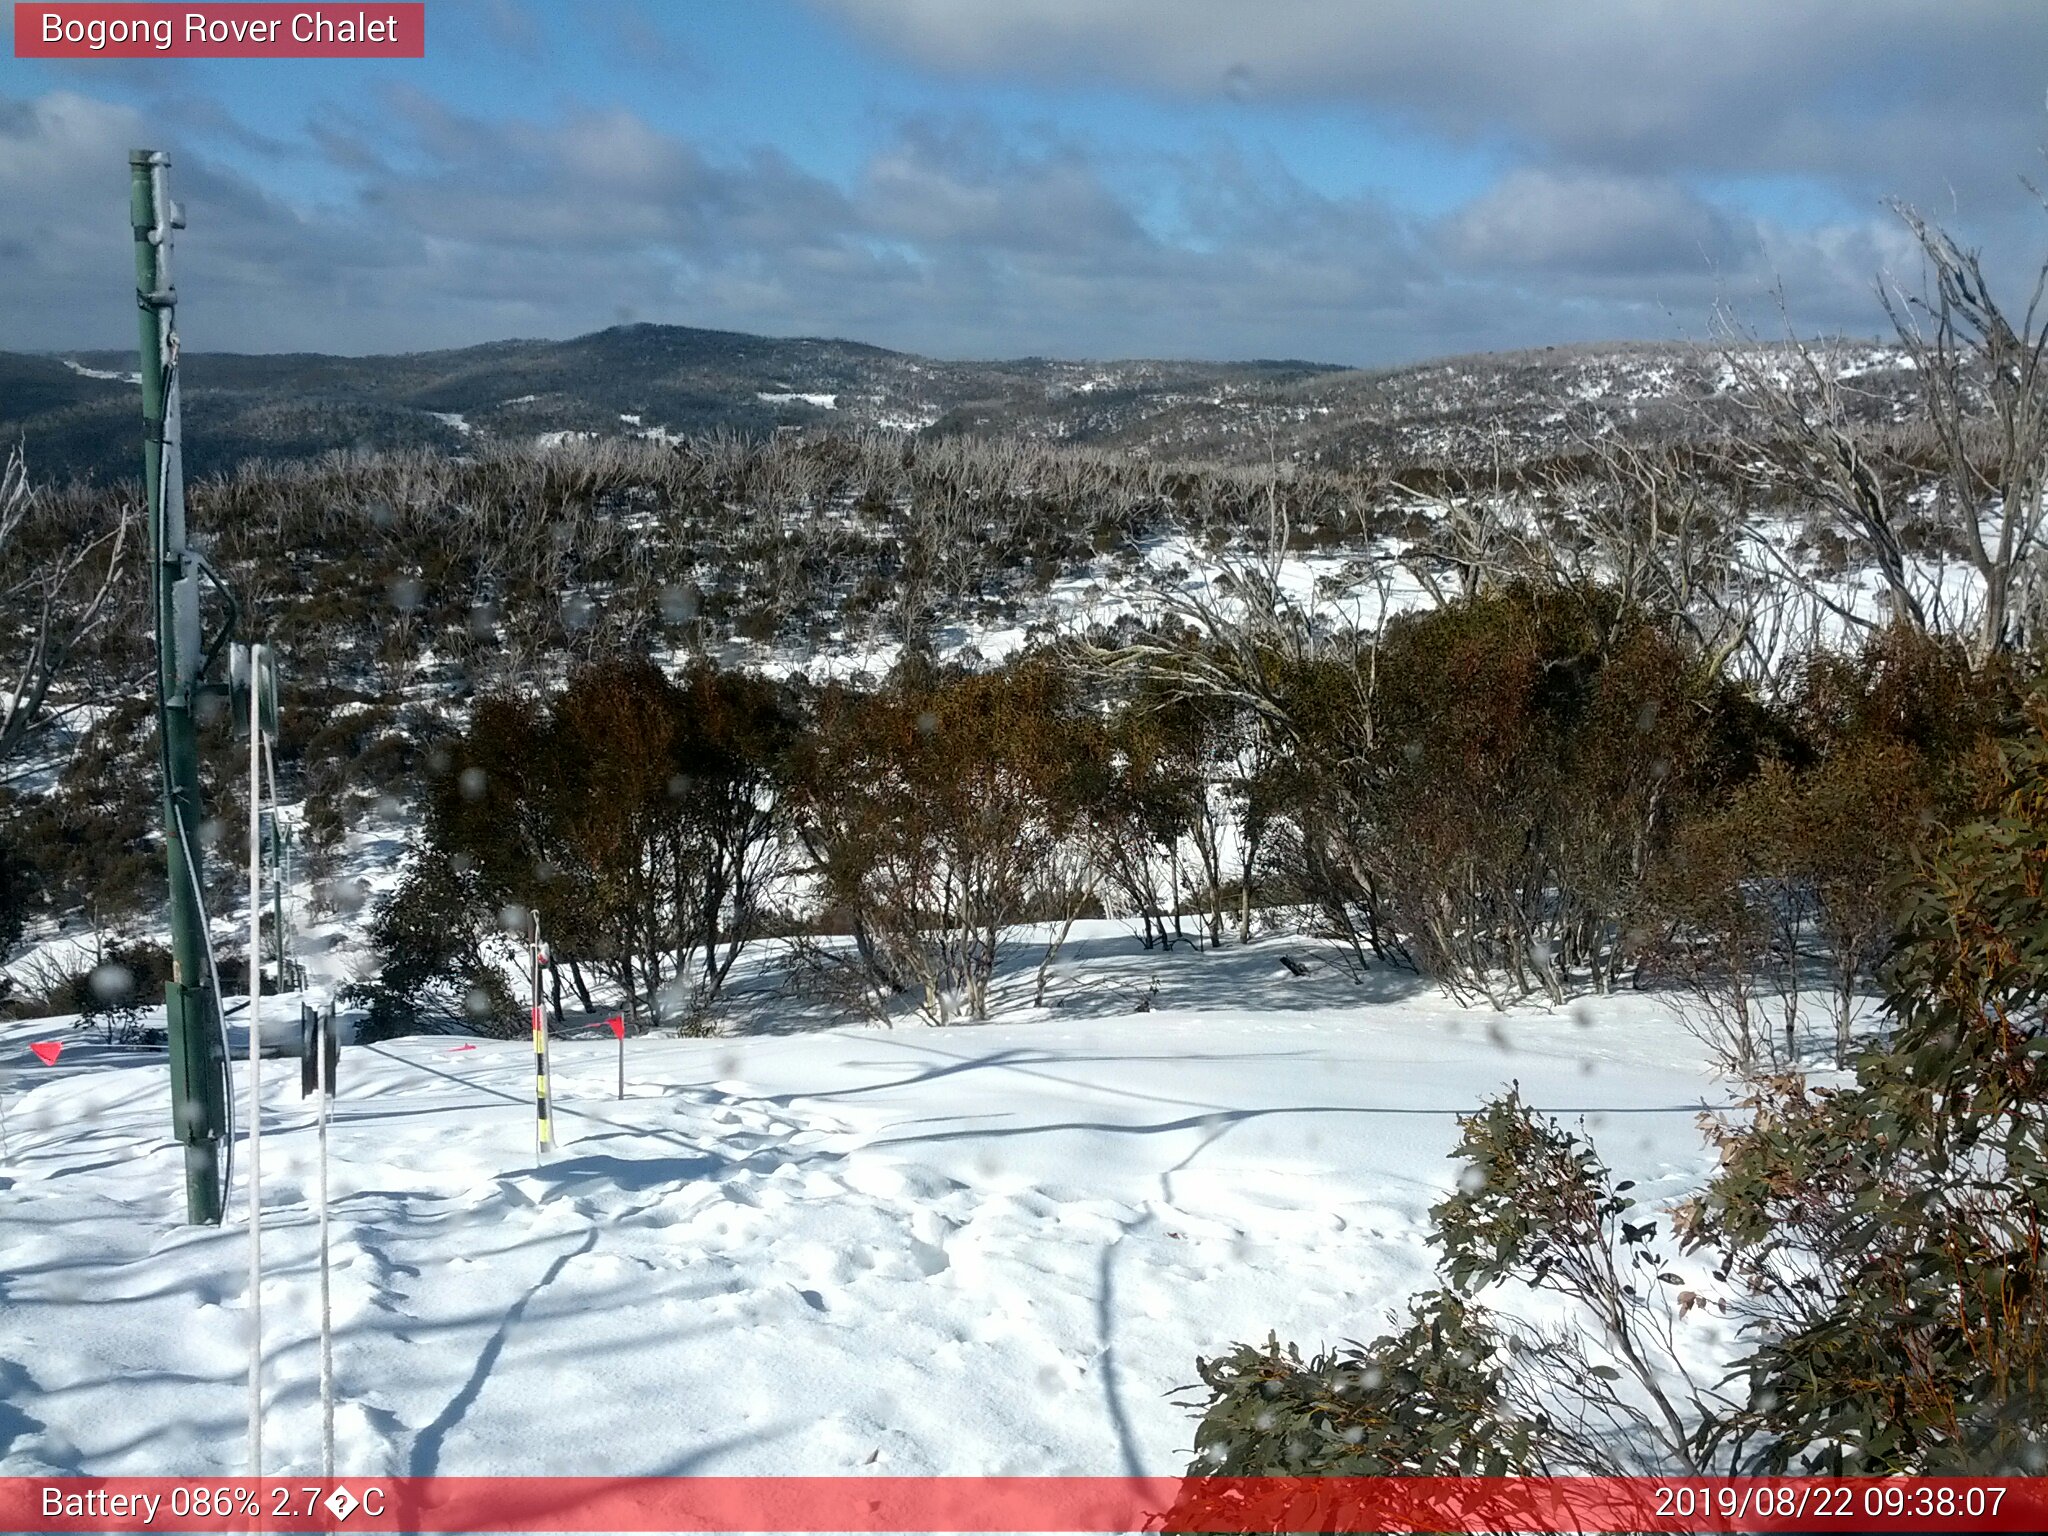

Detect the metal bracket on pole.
xmin=172 ymin=569 xmax=202 ymax=691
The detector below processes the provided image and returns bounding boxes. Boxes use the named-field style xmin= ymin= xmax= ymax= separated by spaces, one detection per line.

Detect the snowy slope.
xmin=0 ymin=930 xmax=1737 ymax=1480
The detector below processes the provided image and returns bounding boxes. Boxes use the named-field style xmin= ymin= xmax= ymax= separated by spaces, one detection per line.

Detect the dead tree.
xmin=1719 ymin=326 xmax=1927 ymax=640
xmin=1882 ymin=198 xmax=2048 ymax=656
xmin=0 ymin=448 xmax=133 ymax=774
xmin=1723 ymin=195 xmax=2048 ymax=660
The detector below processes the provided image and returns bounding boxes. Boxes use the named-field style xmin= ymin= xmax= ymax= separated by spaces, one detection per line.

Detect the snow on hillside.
xmin=0 ymin=929 xmax=1740 ymax=1479
xmin=60 ymin=358 xmax=142 ymax=385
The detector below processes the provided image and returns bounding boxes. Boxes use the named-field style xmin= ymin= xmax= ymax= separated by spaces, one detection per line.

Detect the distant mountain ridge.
xmin=0 ymin=321 xmax=1910 ymax=484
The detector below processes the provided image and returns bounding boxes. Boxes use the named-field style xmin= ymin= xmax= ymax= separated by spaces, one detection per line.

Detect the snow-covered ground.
xmin=0 ymin=928 xmax=1741 ymax=1480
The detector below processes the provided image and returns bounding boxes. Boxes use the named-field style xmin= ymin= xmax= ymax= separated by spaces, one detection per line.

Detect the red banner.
xmin=7 ymin=1476 xmax=2048 ymax=1533
xmin=13 ymin=4 xmax=425 ymax=58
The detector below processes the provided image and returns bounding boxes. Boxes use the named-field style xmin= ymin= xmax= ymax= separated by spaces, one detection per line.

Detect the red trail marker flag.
xmin=30 ymin=1041 xmax=61 ymax=1066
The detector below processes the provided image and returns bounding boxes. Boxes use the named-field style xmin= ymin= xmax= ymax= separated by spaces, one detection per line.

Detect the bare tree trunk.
xmin=0 ymin=450 xmax=134 ymax=773
xmin=1237 ymin=821 xmax=1263 ymax=946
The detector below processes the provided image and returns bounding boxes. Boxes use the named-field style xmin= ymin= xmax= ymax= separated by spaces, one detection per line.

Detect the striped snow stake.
xmin=531 ymin=921 xmax=553 ymax=1163
xmin=532 ymin=1004 xmax=550 ymax=1159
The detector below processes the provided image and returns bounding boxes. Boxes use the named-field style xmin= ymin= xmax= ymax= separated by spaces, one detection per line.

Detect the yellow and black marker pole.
xmin=531 ymin=920 xmax=553 ymax=1163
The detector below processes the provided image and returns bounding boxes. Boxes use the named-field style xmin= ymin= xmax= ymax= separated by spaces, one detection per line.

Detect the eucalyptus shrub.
xmin=1185 ymin=693 xmax=2048 ymax=1489
xmin=1683 ymin=689 xmax=2048 ymax=1474
xmin=1179 ymin=1294 xmax=1545 ymax=1478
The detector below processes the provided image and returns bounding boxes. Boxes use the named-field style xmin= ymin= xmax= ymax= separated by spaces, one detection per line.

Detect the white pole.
xmin=246 ymin=645 xmax=264 ymax=1480
xmin=262 ymin=739 xmax=290 ymax=992
xmin=317 ymin=1005 xmax=333 ymax=1480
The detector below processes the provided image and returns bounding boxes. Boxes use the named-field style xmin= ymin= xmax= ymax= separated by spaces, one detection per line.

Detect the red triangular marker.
xmin=606 ymin=1015 xmax=625 ymax=1040
xmin=30 ymin=1041 xmax=62 ymax=1066
xmin=447 ymin=1043 xmax=477 ymax=1053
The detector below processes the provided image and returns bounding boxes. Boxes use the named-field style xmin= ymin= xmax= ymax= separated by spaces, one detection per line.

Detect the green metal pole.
xmin=133 ymin=148 xmax=227 ymax=1225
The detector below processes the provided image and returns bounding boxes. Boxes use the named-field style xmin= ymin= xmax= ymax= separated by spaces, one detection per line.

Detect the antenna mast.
xmin=133 ymin=148 xmax=234 ymax=1225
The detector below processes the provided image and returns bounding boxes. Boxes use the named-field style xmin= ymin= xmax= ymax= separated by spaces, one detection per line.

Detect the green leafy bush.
xmin=1188 ymin=690 xmax=2048 ymax=1488
xmin=347 ymin=858 xmax=524 ymax=1040
xmin=1272 ymin=583 xmax=1763 ymax=1004
xmin=0 ymin=828 xmax=29 ymax=958
xmin=1180 ymin=1085 xmax=1721 ymax=1492
xmin=355 ymin=657 xmax=800 ymax=1035
xmin=1179 ymin=1292 xmax=1546 ymax=1478
xmin=1683 ymin=687 xmax=2048 ymax=1474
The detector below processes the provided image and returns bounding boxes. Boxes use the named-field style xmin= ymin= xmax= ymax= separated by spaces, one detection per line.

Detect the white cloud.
xmin=0 ymin=88 xmax=1987 ymax=363
xmin=1437 ymin=169 xmax=1764 ymax=278
xmin=816 ymin=0 xmax=2048 ymax=203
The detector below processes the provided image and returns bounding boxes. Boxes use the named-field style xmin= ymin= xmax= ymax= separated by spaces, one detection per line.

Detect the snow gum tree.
xmin=356 ymin=658 xmax=800 ymax=1034
xmin=791 ymin=658 xmax=1107 ymax=1023
xmin=1726 ymin=196 xmax=2048 ymax=660
xmin=1650 ymin=626 xmax=2008 ymax=1070
xmin=1284 ymin=584 xmax=1755 ymax=1005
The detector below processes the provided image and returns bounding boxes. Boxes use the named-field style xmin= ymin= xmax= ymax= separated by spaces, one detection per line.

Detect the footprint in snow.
xmin=905 ymin=1237 xmax=951 ymax=1277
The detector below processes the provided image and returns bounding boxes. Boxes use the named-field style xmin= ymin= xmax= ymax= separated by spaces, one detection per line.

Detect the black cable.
xmin=148 ymin=338 xmax=237 ymax=1218
xmin=173 ymin=802 xmax=235 ymax=1213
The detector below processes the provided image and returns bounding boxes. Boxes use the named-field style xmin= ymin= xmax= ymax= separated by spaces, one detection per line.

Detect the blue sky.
xmin=41 ymin=4 xmax=1507 ymax=215
xmin=3 ymin=1 xmax=2045 ymax=362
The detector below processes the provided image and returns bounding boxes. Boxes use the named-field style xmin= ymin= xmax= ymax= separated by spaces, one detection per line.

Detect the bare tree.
xmin=1389 ymin=436 xmax=1554 ymax=608
xmin=1719 ymin=324 xmax=1928 ymax=639
xmin=0 ymin=449 xmax=133 ymax=775
xmin=1882 ymin=198 xmax=2048 ymax=656
xmin=1553 ymin=436 xmax=1759 ymax=671
xmin=1721 ymin=195 xmax=2048 ymax=660
xmin=1078 ymin=489 xmax=1353 ymax=744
